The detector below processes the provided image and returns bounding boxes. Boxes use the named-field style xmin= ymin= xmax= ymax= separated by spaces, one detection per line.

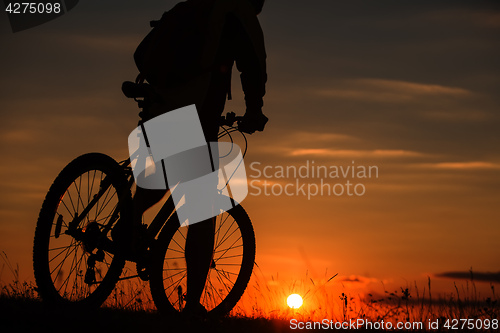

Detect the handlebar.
xmin=220 ymin=111 xmax=244 ymax=127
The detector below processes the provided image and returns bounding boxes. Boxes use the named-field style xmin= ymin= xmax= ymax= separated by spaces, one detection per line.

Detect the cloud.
xmin=418 ymin=161 xmax=500 ymax=170
xmin=425 ymin=9 xmax=500 ymax=29
xmin=0 ymin=128 xmax=41 ymax=144
xmin=288 ymin=131 xmax=359 ymax=144
xmin=419 ymin=109 xmax=492 ymax=122
xmin=52 ymin=33 xmax=142 ymax=53
xmin=435 ymin=271 xmax=500 ymax=283
xmin=290 ymin=148 xmax=424 ymax=159
xmin=315 ymin=78 xmax=472 ymax=103
xmin=246 ymin=130 xmax=363 ymax=156
xmin=337 ymin=275 xmax=379 ymax=286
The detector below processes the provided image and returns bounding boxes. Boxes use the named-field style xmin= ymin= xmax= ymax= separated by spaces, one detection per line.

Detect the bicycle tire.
xmin=33 ymin=153 xmax=131 ymax=307
xmin=149 ymin=202 xmax=255 ymax=318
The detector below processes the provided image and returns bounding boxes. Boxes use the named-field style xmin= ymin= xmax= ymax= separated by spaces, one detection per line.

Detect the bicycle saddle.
xmin=121 ymin=81 xmax=150 ymax=99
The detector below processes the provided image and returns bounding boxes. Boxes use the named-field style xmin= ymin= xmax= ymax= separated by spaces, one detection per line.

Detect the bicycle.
xmin=32 ymin=81 xmax=256 ymax=318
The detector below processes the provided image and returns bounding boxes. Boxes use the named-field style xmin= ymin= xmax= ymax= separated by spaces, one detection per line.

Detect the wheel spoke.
xmin=65 ymin=186 xmax=78 ymax=217
xmin=59 ymin=244 xmax=84 ymax=294
xmin=166 ymin=247 xmax=184 ymax=255
xmin=169 ymin=236 xmax=185 ymax=253
xmin=50 ymin=238 xmax=77 ymax=276
xmin=165 ymin=272 xmax=187 ymax=299
xmin=214 ymin=213 xmax=231 ymax=247
xmin=214 ymin=269 xmax=233 ymax=294
xmin=162 ymin=269 xmax=187 ymax=283
xmin=59 ymin=199 xmax=75 ymax=221
xmin=214 ymin=253 xmax=242 ymax=261
xmin=96 ymin=181 xmax=117 ymax=219
xmin=214 ymin=219 xmax=237 ymax=251
xmin=214 ymin=244 xmax=243 ymax=254
xmin=74 ymin=176 xmax=84 ymax=214
xmin=214 ymin=235 xmax=242 ymax=262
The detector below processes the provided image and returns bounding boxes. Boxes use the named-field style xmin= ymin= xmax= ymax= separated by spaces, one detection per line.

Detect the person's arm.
xmin=231 ymin=1 xmax=268 ymax=133
xmin=233 ymin=14 xmax=267 ymax=113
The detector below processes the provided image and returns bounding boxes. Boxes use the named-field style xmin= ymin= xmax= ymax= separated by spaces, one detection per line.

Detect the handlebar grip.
xmin=220 ymin=112 xmax=244 ymax=126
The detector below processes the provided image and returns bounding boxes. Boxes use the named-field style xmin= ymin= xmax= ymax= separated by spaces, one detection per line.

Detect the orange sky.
xmin=1 ymin=0 xmax=499 ymax=299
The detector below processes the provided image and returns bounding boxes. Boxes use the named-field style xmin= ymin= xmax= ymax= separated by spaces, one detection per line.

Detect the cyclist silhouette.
xmin=130 ymin=0 xmax=268 ymax=316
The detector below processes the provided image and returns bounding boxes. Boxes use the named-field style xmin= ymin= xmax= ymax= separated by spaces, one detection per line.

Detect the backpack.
xmin=134 ymin=1 xmax=213 ymax=87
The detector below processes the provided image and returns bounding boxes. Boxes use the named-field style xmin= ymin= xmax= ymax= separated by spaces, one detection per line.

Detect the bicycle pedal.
xmin=84 ymin=267 xmax=96 ymax=285
xmin=94 ymin=250 xmax=105 ymax=262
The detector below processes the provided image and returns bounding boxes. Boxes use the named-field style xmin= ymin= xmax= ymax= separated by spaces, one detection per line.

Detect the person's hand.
xmin=135 ymin=72 xmax=146 ymax=84
xmin=238 ymin=110 xmax=268 ymax=134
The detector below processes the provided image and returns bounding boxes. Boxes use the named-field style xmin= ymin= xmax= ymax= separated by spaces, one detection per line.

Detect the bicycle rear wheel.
xmin=149 ymin=202 xmax=255 ymax=318
xmin=33 ymin=153 xmax=131 ymax=307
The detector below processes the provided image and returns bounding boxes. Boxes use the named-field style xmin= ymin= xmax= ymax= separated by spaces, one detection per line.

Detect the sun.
xmin=287 ymin=294 xmax=303 ymax=309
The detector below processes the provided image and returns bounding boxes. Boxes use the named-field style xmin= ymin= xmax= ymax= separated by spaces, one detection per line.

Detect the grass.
xmin=238 ymin=269 xmax=498 ymax=331
xmin=1 ymin=251 xmax=499 ymax=332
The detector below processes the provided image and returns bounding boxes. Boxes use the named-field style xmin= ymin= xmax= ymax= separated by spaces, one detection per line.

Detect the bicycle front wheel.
xmin=149 ymin=203 xmax=255 ymax=318
xmin=33 ymin=153 xmax=131 ymax=307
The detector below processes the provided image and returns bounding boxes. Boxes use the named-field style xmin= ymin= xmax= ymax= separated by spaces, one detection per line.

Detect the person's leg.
xmin=184 ymin=216 xmax=215 ymax=309
xmin=182 ymin=69 xmax=227 ymax=311
xmin=184 ymin=119 xmax=220 ymax=311
xmin=184 ymin=140 xmax=219 ymax=310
